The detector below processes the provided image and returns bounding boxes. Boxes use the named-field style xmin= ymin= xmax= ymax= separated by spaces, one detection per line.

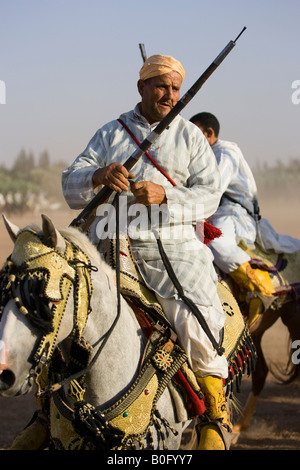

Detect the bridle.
xmin=0 ymin=215 xmax=195 ymax=450
xmin=0 ymin=229 xmax=102 ymax=394
xmin=0 ymin=199 xmax=140 ymax=399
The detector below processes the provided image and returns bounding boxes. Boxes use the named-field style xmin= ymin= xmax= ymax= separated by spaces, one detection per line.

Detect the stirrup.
xmin=197 ymin=417 xmax=234 ymax=450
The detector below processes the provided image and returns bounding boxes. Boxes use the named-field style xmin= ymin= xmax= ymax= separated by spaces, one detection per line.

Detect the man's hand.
xmin=130 ymin=181 xmax=166 ymax=206
xmin=92 ymin=163 xmax=135 ymax=193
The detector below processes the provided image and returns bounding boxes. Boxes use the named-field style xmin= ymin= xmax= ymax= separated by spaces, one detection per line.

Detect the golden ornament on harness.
xmin=152 ymin=349 xmax=173 ymax=372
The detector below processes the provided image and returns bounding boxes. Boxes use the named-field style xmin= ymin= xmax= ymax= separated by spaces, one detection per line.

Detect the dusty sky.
xmin=0 ymin=0 xmax=299 ymax=169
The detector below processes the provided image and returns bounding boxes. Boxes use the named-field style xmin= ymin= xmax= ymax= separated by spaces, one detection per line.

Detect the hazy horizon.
xmin=1 ymin=0 xmax=299 ymax=170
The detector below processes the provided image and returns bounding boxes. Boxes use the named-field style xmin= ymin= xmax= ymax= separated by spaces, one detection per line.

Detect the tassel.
xmin=197 ymin=221 xmax=222 ymax=246
xmin=72 ymin=401 xmax=124 ymax=450
xmin=204 ymin=222 xmax=222 ymax=246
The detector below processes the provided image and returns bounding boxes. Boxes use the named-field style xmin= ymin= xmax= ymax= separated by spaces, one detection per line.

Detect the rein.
xmin=47 ymin=196 xmax=123 ymax=394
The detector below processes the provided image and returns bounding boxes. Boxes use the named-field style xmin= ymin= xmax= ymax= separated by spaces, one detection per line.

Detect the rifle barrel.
xmin=139 ymin=43 xmax=147 ymax=62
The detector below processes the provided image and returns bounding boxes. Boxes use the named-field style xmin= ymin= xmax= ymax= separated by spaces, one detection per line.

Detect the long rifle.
xmin=138 ymin=43 xmax=147 ymax=62
xmin=70 ymin=27 xmax=246 ymax=230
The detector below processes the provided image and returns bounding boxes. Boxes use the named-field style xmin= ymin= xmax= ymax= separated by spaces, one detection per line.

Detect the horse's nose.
xmin=0 ymin=340 xmax=14 ymax=391
xmin=0 ymin=340 xmax=9 ymax=374
xmin=0 ymin=369 xmax=15 ymax=391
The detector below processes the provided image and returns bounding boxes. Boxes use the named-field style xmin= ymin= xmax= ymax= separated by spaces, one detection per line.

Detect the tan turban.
xmin=139 ymin=54 xmax=185 ymax=81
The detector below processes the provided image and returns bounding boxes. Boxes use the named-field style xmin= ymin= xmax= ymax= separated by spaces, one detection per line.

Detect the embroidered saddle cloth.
xmin=103 ymin=236 xmax=256 ymax=400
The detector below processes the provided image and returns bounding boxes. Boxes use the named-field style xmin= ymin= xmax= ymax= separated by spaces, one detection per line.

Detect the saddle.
xmin=48 ymin=235 xmax=256 ymax=450
xmin=240 ymin=240 xmax=300 ymax=304
xmin=47 ymin=236 xmax=205 ymax=451
xmin=103 ymin=235 xmax=256 ymax=400
xmin=102 ymin=235 xmax=206 ymax=419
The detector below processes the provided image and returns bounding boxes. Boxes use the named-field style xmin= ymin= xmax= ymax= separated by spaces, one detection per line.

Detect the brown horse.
xmin=216 ymin=241 xmax=300 ymax=438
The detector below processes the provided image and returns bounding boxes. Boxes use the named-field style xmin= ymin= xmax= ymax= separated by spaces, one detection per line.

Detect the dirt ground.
xmin=0 ymin=197 xmax=300 ymax=451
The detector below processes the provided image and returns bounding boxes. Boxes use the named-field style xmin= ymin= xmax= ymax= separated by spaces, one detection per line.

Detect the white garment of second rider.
xmin=206 ymin=139 xmax=300 ymax=274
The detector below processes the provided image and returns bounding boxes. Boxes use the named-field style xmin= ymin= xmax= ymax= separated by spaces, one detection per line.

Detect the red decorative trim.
xmin=117 ymin=118 xmax=222 ymax=245
xmin=118 ymin=119 xmax=177 ymax=187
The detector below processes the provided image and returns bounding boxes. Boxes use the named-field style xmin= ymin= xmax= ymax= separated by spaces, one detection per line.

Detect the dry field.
xmin=0 ymin=196 xmax=300 ymax=450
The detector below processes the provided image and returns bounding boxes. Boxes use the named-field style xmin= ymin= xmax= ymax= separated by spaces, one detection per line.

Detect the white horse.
xmin=0 ymin=215 xmax=195 ymax=450
xmin=0 ymin=215 xmax=256 ymax=450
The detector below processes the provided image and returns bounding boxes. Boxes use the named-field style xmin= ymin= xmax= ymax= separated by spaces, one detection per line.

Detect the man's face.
xmin=138 ymin=71 xmax=182 ymax=124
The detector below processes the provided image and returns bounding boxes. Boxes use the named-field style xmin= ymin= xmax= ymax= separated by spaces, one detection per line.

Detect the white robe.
xmin=207 ymin=139 xmax=300 ymax=273
xmin=62 ymin=105 xmax=228 ymax=378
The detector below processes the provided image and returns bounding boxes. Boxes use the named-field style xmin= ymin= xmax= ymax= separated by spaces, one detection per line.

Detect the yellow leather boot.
xmin=197 ymin=375 xmax=232 ymax=450
xmin=229 ymin=261 xmax=275 ymax=326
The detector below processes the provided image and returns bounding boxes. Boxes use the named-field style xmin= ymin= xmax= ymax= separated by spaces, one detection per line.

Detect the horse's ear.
xmin=2 ymin=214 xmax=20 ymax=243
xmin=41 ymin=214 xmax=66 ymax=254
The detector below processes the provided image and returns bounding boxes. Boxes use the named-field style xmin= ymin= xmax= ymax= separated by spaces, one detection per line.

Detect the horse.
xmin=218 ymin=241 xmax=300 ymax=439
xmin=0 ymin=215 xmax=256 ymax=450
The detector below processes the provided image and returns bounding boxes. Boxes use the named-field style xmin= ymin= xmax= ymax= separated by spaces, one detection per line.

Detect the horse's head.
xmin=0 ymin=214 xmax=93 ymax=397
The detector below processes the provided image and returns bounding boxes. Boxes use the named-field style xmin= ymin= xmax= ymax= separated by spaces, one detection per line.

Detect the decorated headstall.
xmin=0 ymin=229 xmax=94 ymax=370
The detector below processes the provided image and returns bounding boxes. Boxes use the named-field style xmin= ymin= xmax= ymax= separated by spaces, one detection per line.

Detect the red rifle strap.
xmin=117 ymin=118 xmax=222 ymax=245
xmin=118 ymin=118 xmax=177 ymax=187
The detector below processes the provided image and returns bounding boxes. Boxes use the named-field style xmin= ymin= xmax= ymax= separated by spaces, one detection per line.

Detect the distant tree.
xmin=12 ymin=148 xmax=27 ymax=173
xmin=38 ymin=150 xmax=50 ymax=169
xmin=12 ymin=149 xmax=35 ymax=175
xmin=27 ymin=151 xmax=35 ymax=172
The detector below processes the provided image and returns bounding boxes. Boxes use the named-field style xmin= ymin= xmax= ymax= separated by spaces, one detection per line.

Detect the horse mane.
xmin=60 ymin=226 xmax=114 ymax=273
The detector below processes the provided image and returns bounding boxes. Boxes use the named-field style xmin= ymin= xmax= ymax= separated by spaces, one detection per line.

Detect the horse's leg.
xmin=280 ymin=301 xmax=300 ymax=379
xmin=281 ymin=301 xmax=300 ymax=341
xmin=233 ymin=307 xmax=280 ymax=437
xmin=180 ymin=421 xmax=198 ymax=450
xmin=232 ymin=332 xmax=265 ymax=436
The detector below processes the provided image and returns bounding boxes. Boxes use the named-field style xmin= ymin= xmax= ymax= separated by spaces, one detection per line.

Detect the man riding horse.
xmin=61 ymin=55 xmax=231 ymax=450
xmin=190 ymin=111 xmax=300 ymax=325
